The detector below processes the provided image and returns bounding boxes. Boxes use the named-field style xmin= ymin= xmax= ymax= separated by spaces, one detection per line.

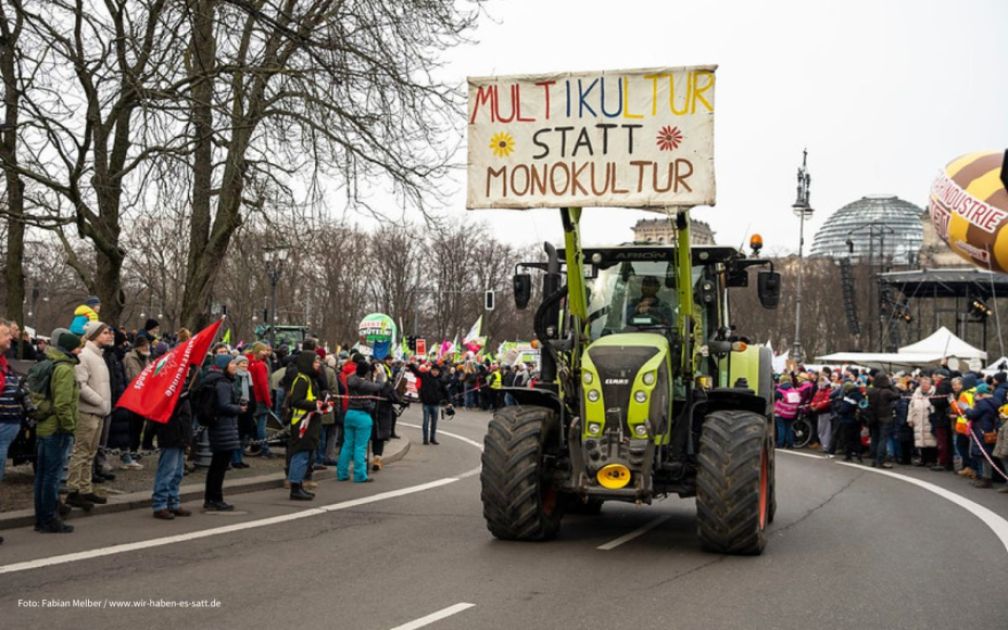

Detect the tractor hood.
xmin=580 ymin=333 xmax=671 ymax=443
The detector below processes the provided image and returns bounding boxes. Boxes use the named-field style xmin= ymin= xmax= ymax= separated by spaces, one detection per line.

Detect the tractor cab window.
xmin=587 ymin=260 xmax=686 ymax=339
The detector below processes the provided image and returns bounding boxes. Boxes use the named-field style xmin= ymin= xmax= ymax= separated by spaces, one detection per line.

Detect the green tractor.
xmin=480 ymin=208 xmax=782 ymax=554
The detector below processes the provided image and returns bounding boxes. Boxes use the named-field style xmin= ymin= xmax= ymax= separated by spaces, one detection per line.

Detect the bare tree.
xmin=4 ymin=1 xmax=191 ymax=325
xmin=0 ymin=0 xmax=25 ymax=329
xmin=178 ymin=0 xmax=482 ymax=328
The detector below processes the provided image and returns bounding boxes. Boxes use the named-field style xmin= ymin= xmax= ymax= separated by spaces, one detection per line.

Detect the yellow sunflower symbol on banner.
xmin=489 ymin=131 xmax=515 ymax=158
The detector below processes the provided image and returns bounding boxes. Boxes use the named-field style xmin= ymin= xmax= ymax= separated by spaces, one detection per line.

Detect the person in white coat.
xmin=66 ymin=321 xmax=113 ymax=510
xmin=907 ymin=375 xmax=939 ymax=467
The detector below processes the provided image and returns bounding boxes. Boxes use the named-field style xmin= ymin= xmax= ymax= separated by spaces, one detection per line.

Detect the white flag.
xmin=463 ymin=315 xmax=483 ymax=344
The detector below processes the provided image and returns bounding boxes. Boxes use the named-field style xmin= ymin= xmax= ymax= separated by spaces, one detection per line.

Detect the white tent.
xmin=898 ymin=326 xmax=987 ymax=361
xmin=815 ymin=352 xmax=945 ymax=371
xmin=983 ymin=356 xmax=1008 ymax=373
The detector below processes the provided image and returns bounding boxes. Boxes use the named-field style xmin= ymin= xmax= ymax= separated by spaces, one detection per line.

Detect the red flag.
xmin=116 ymin=318 xmax=224 ymax=424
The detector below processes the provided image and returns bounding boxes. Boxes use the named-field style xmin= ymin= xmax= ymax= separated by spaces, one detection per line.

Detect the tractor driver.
xmin=627 ymin=276 xmax=675 ymax=325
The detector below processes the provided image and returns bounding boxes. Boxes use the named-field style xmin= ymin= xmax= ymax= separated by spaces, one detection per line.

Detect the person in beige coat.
xmin=66 ymin=321 xmax=114 ymax=510
xmin=907 ymin=375 xmax=939 ymax=467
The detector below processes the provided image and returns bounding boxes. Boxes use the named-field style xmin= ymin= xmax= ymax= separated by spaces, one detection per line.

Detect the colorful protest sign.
xmin=466 ymin=66 xmax=716 ymax=210
xmin=358 ymin=313 xmax=397 ymax=359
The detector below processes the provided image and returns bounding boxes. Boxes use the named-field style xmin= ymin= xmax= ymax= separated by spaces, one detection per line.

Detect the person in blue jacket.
xmin=965 ymin=382 xmax=1000 ymax=489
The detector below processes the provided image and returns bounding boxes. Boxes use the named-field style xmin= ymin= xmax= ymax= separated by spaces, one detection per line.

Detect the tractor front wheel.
xmin=695 ymin=409 xmax=773 ymax=555
xmin=480 ymin=406 xmax=564 ymax=541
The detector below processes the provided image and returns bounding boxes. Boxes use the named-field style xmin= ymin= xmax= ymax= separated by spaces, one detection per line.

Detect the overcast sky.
xmin=407 ymin=0 xmax=1008 ymax=254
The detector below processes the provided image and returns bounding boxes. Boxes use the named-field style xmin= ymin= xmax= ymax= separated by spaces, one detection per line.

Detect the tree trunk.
xmin=1 ymin=1 xmax=25 ymax=353
xmin=180 ymin=0 xmax=216 ymax=330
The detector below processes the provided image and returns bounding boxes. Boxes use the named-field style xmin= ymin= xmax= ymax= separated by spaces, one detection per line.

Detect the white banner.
xmin=466 ymin=65 xmax=716 ymax=210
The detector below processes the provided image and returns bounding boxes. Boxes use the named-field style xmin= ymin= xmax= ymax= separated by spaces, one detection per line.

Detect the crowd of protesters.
xmin=775 ymin=363 xmax=1008 ymax=490
xmin=0 ymin=298 xmax=532 ymax=540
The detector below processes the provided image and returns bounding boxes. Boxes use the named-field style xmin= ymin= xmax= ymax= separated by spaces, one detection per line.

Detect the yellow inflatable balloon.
xmin=930 ymin=150 xmax=1008 ymax=272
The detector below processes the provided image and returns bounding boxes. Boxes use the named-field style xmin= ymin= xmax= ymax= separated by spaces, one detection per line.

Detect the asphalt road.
xmin=2 ymin=406 xmax=1007 ymax=630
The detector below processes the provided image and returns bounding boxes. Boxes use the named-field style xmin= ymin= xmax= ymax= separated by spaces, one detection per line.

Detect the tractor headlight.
xmin=587 ymin=422 xmax=602 ymax=435
xmin=583 ymin=371 xmax=593 ymax=385
xmin=634 ymin=390 xmax=647 ymax=403
xmin=642 ymin=371 xmax=656 ymax=386
xmin=587 ymin=389 xmax=600 ymax=403
xmin=633 ymin=424 xmax=648 ymax=437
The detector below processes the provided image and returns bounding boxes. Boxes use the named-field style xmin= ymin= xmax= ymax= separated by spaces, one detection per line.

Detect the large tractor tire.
xmin=481 ymin=406 xmax=564 ymax=541
xmin=695 ymin=409 xmax=772 ymax=555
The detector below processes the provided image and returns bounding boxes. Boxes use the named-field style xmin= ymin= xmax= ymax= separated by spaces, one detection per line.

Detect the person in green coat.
xmin=35 ymin=333 xmax=83 ymax=533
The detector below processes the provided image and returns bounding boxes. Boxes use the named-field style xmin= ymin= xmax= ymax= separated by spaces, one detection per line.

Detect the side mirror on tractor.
xmin=513 ymin=273 xmax=532 ymax=309
xmin=757 ymin=270 xmax=781 ymax=309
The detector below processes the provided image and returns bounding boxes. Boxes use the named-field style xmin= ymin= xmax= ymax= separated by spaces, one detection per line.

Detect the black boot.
xmin=66 ymin=492 xmax=94 ymax=511
xmin=289 ymin=483 xmax=314 ymax=501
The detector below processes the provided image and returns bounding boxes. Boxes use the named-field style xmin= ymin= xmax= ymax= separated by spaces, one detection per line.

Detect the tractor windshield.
xmin=586 ymin=260 xmax=691 ymax=340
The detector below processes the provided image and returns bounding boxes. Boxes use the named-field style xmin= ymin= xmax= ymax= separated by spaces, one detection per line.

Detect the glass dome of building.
xmin=809 ymin=195 xmax=924 ymax=265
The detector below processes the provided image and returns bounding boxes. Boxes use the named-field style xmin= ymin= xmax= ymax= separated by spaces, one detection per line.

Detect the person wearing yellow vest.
xmin=286 ymin=351 xmax=325 ymax=500
xmin=489 ymin=364 xmax=503 ymax=409
xmin=950 ymin=374 xmax=980 ymax=479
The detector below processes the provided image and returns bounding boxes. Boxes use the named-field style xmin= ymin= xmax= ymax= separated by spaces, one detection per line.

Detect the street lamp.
xmin=264 ymin=245 xmax=290 ymax=345
xmin=791 ymin=149 xmax=813 ymax=365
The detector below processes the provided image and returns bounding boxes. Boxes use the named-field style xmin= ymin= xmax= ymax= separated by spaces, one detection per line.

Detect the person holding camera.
xmin=408 ymin=362 xmax=452 ymax=445
xmin=203 ymin=354 xmax=248 ymax=511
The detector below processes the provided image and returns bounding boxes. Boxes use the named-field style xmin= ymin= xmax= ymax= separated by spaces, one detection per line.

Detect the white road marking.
xmin=0 ymin=435 xmax=483 ymax=577
xmin=389 ymin=602 xmax=476 ymax=630
xmin=400 ymin=422 xmax=485 ymax=451
xmin=597 ymin=515 xmax=673 ymax=550
xmin=778 ymin=449 xmax=826 ymax=460
xmin=778 ymin=450 xmax=1008 ymax=554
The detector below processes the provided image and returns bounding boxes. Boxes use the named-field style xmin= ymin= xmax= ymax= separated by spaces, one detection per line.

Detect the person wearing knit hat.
xmin=965 ymin=382 xmax=1000 ymax=488
xmin=56 ymin=332 xmax=82 ymax=354
xmin=69 ymin=297 xmax=101 ymax=336
xmin=230 ymin=355 xmax=252 ymax=469
xmin=136 ymin=318 xmax=160 ymax=345
xmin=245 ymin=342 xmax=275 ymax=459
xmin=65 ymin=317 xmax=114 ymax=511
xmin=203 ymin=352 xmax=247 ymax=512
xmin=33 ymin=330 xmax=83 ymax=533
xmin=82 ymin=320 xmax=108 ymax=341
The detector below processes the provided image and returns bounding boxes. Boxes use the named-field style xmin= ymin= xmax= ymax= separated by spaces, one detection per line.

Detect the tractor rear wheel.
xmin=481 ymin=406 xmax=564 ymax=540
xmin=695 ymin=409 xmax=772 ymax=555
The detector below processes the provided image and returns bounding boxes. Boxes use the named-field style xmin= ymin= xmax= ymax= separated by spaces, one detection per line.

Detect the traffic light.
xmin=484 ymin=289 xmax=495 ymax=311
xmin=407 ymin=336 xmax=417 ymax=351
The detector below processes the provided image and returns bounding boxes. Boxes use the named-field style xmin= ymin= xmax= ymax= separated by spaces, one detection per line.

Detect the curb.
xmin=0 ymin=438 xmax=411 ymax=530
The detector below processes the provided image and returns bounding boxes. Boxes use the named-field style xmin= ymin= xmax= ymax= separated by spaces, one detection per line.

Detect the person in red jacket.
xmin=246 ymin=342 xmax=275 ymax=458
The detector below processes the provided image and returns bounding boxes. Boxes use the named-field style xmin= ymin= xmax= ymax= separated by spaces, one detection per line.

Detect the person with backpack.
xmin=152 ymin=367 xmax=196 ymax=520
xmin=835 ymin=381 xmax=865 ymax=462
xmin=34 ymin=332 xmax=83 ymax=533
xmin=202 ymin=355 xmax=247 ymax=511
xmin=774 ymin=375 xmax=801 ymax=449
xmin=866 ymin=372 xmax=901 ymax=468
